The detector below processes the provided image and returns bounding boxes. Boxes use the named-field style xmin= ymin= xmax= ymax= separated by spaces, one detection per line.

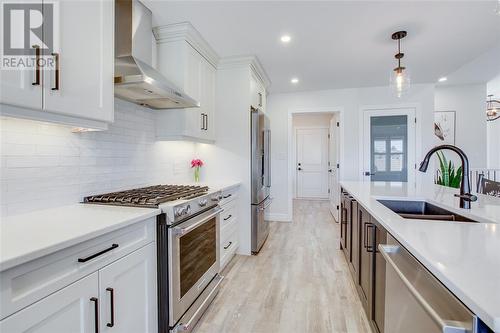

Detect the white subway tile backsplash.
xmin=0 ymin=101 xmax=197 ymax=217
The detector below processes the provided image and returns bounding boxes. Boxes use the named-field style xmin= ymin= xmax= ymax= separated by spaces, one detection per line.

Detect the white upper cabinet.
xmin=154 ymin=22 xmax=218 ymax=143
xmin=250 ymin=73 xmax=266 ymax=111
xmin=0 ymin=272 xmax=99 ymax=333
xmin=43 ymin=0 xmax=114 ymax=122
xmin=0 ymin=0 xmax=43 ymax=110
xmin=0 ymin=0 xmax=114 ymax=128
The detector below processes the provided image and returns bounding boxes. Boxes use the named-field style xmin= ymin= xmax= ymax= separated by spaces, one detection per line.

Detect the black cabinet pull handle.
xmin=32 ymin=45 xmax=40 ymax=85
xmin=224 ymin=241 xmax=233 ymax=250
xmin=366 ymin=224 xmax=375 ymax=253
xmin=223 ymin=214 xmax=232 ymax=221
xmin=223 ymin=194 xmax=232 ymax=199
xmin=363 ymin=222 xmax=371 ymax=249
xmin=90 ymin=297 xmax=99 ymax=333
xmin=106 ymin=288 xmax=115 ymax=327
xmin=78 ymin=244 xmax=118 ymax=263
xmin=51 ymin=52 xmax=60 ymax=90
xmin=204 ymin=114 xmax=208 ymax=130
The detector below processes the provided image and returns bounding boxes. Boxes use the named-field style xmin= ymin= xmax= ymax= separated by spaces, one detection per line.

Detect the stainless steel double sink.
xmin=377 ymin=200 xmax=478 ymax=223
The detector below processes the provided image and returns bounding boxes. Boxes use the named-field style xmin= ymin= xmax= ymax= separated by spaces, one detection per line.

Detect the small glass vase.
xmin=194 ymin=167 xmax=200 ymax=182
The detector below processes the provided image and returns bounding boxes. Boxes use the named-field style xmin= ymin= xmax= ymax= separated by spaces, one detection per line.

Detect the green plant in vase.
xmin=191 ymin=158 xmax=203 ymax=182
xmin=435 ymin=151 xmax=462 ymax=189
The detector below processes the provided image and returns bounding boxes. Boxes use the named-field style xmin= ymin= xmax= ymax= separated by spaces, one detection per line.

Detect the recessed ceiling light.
xmin=291 ymin=77 xmax=299 ymax=84
xmin=280 ymin=35 xmax=291 ymax=43
xmin=438 ymin=77 xmax=447 ymax=82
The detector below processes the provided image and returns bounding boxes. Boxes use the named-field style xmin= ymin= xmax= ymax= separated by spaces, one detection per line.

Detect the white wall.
xmin=487 ymin=75 xmax=500 ymax=169
xmin=292 ymin=113 xmax=332 ymax=127
xmin=0 ymin=100 xmax=197 ymax=217
xmin=267 ymin=83 xmax=436 ymax=220
xmin=434 ymin=83 xmax=488 ymax=168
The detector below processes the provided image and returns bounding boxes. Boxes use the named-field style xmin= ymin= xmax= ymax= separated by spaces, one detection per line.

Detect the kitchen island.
xmin=340 ymin=181 xmax=500 ymax=332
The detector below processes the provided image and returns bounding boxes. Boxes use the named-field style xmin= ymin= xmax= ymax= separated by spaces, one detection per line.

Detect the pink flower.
xmin=191 ymin=159 xmax=204 ymax=168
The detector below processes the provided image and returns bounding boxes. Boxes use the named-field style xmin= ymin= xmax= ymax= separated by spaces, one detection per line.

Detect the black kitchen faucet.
xmin=418 ymin=145 xmax=477 ymax=209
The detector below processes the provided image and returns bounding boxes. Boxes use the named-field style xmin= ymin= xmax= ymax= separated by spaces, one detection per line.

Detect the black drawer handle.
xmin=90 ymin=297 xmax=99 ymax=333
xmin=363 ymin=223 xmax=370 ymax=249
xmin=106 ymin=288 xmax=115 ymax=327
xmin=223 ymin=214 xmax=232 ymax=221
xmin=223 ymin=194 xmax=232 ymax=199
xmin=224 ymin=241 xmax=233 ymax=250
xmin=78 ymin=244 xmax=119 ymax=263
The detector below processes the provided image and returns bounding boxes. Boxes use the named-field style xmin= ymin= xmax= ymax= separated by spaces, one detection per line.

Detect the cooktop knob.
xmin=174 ymin=207 xmax=184 ymax=217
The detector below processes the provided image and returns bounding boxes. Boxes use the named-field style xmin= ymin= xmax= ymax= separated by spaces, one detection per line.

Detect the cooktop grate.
xmin=83 ymin=185 xmax=209 ymax=208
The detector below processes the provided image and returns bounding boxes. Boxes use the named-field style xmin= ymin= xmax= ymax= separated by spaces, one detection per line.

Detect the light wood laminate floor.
xmin=193 ymin=200 xmax=371 ymax=333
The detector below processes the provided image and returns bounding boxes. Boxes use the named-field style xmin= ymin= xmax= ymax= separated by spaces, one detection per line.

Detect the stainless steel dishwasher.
xmin=380 ymin=234 xmax=484 ymax=333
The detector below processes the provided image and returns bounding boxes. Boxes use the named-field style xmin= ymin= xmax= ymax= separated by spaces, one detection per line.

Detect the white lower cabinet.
xmin=0 ymin=272 xmax=99 ymax=333
xmin=219 ymin=186 xmax=240 ymax=271
xmin=0 ymin=221 xmax=157 ymax=333
xmin=99 ymin=243 xmax=157 ymax=333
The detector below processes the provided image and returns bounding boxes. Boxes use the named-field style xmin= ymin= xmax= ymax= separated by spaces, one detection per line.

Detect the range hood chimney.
xmin=114 ymin=0 xmax=199 ymax=109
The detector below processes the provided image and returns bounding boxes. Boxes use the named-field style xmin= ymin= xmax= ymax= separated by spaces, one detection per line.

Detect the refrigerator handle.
xmin=265 ymin=130 xmax=271 ymax=187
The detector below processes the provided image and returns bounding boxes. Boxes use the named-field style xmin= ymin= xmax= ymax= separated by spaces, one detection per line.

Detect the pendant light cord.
xmin=397 ymin=39 xmax=402 ymax=69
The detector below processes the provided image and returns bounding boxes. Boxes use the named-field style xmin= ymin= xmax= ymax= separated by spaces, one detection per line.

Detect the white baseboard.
xmin=265 ymin=213 xmax=292 ymax=222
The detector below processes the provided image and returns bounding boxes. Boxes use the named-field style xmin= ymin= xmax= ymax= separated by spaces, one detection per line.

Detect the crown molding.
xmin=153 ymin=22 xmax=219 ymax=68
xmin=217 ymin=55 xmax=271 ymax=88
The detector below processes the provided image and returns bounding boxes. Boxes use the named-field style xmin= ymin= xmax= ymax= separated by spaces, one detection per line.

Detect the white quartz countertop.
xmin=0 ymin=204 xmax=160 ymax=272
xmin=340 ymin=181 xmax=500 ymax=332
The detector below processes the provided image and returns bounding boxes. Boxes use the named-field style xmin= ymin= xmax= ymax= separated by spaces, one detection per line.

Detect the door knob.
xmin=329 ymin=169 xmax=333 ymax=173
xmin=298 ymin=167 xmax=302 ymax=171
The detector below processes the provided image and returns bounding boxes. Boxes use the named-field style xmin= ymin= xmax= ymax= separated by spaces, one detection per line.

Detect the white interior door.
xmin=296 ymin=128 xmax=329 ymax=199
xmin=362 ymin=108 xmax=416 ymax=185
xmin=329 ymin=117 xmax=340 ymax=221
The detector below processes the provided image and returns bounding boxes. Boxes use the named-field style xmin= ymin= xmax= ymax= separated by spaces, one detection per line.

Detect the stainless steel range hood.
xmin=114 ymin=0 xmax=199 ymax=109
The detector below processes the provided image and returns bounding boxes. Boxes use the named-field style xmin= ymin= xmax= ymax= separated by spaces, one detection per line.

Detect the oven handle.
xmin=173 ymin=208 xmax=223 ymax=236
xmin=175 ymin=274 xmax=224 ymax=332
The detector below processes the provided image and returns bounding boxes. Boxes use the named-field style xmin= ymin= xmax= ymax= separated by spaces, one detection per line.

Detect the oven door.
xmin=168 ymin=206 xmax=221 ymax=326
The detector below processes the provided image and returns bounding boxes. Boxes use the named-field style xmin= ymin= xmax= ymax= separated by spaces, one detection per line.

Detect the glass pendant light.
xmin=390 ymin=31 xmax=410 ymax=98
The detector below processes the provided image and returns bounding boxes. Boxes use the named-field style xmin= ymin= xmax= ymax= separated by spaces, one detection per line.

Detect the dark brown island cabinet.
xmin=340 ymin=187 xmax=494 ymax=333
xmin=340 ymin=188 xmax=388 ymax=333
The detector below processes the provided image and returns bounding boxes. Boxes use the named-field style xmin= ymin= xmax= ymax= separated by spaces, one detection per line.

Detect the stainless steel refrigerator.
xmin=251 ymin=107 xmax=272 ymax=253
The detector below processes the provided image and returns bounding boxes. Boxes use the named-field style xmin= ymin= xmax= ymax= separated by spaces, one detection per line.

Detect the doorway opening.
xmin=289 ymin=109 xmax=343 ymax=222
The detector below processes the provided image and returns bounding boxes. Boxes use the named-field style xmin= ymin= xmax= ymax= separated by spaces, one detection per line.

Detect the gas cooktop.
xmin=83 ymin=185 xmax=209 ymax=208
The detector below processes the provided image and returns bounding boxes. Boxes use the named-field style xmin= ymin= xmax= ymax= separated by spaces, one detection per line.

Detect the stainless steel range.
xmin=84 ymin=185 xmax=223 ymax=333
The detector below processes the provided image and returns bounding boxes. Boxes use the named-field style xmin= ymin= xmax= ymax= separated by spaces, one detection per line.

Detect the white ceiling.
xmin=144 ymin=1 xmax=500 ymax=93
